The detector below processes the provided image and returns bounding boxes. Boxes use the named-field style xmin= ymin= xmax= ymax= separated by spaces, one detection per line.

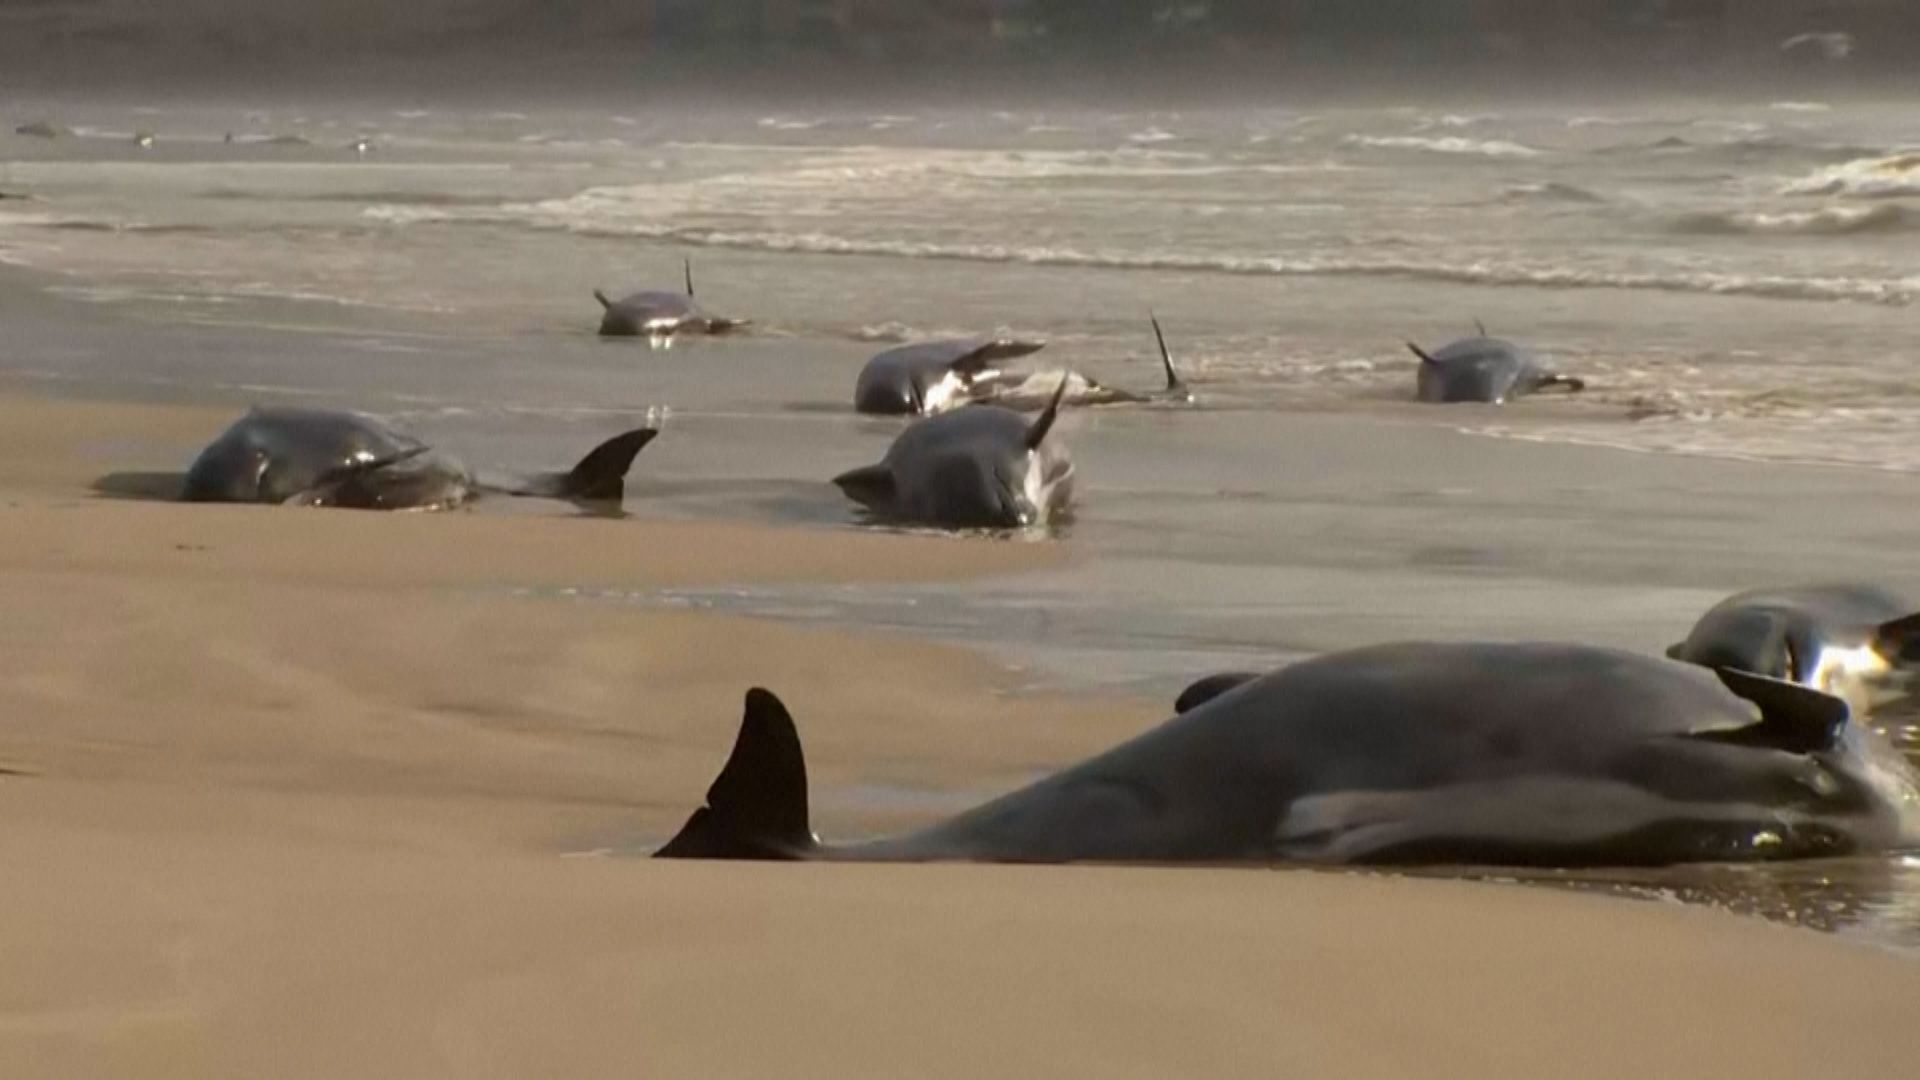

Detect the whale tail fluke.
xmin=656 ymin=688 xmax=814 ymax=860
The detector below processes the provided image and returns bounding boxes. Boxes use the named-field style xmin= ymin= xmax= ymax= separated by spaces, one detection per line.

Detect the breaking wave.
xmin=1783 ymin=152 xmax=1920 ymax=199
xmin=1342 ymin=135 xmax=1543 ymax=159
xmin=1669 ymin=204 xmax=1915 ymax=236
xmin=1499 ymin=182 xmax=1607 ymax=204
xmin=364 ymin=203 xmax=1920 ymax=306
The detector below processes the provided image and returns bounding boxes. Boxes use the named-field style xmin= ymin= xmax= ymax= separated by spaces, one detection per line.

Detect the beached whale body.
xmin=1668 ymin=584 xmax=1920 ymax=716
xmin=977 ymin=316 xmax=1193 ymax=412
xmin=854 ymin=337 xmax=1046 ymax=416
xmin=594 ymin=260 xmax=745 ymax=338
xmin=858 ymin=317 xmax=1191 ymax=416
xmin=658 ymin=643 xmax=1920 ymax=868
xmin=833 ymin=378 xmax=1073 ymax=529
xmin=181 ymin=406 xmax=657 ymax=510
xmin=1407 ymin=335 xmax=1584 ymax=404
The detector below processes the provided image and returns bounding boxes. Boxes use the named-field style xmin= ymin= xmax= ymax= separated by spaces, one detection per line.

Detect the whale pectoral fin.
xmin=1406 ymin=342 xmax=1440 ymax=364
xmin=559 ymin=426 xmax=660 ymax=502
xmin=949 ymin=345 xmax=1001 ymax=379
xmin=307 ymin=445 xmax=431 ymax=488
xmin=831 ymin=464 xmax=896 ymax=510
xmin=656 ymin=688 xmax=814 ymax=860
xmin=1873 ymin=613 xmax=1920 ymax=663
xmin=1173 ymin=672 xmax=1261 ymax=714
xmin=1665 ymin=642 xmax=1687 ymax=660
xmin=1536 ymin=374 xmax=1586 ymax=394
xmin=593 ymin=289 xmax=615 ymax=311
xmin=1700 ymin=668 xmax=1850 ymax=753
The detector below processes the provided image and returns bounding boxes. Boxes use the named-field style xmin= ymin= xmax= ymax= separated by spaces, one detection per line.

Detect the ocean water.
xmin=7 ymin=94 xmax=1920 ymax=946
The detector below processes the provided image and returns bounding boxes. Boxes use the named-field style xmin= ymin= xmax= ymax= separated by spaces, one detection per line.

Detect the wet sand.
xmin=3 ymin=390 xmax=1919 ymax=1078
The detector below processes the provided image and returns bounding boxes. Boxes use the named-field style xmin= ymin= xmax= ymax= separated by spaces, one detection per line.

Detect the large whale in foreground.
xmin=658 ymin=642 xmax=1920 ymax=868
xmin=1668 ymin=584 xmax=1920 ymax=716
xmin=181 ymin=406 xmax=658 ymax=510
xmin=1407 ymin=331 xmax=1585 ymax=404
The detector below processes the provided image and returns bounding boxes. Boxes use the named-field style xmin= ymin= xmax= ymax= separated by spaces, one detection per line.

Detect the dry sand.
xmin=3 ymin=391 xmax=1918 ymax=1078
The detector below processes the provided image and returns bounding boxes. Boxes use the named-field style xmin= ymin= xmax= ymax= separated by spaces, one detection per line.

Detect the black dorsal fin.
xmin=655 ymin=688 xmax=813 ymax=860
xmin=684 ymin=257 xmax=695 ymax=298
xmin=1473 ymin=317 xmax=1488 ymax=337
xmin=1025 ymin=374 xmax=1070 ymax=451
xmin=1874 ymin=613 xmax=1920 ymax=663
xmin=1151 ymin=313 xmax=1186 ymax=395
xmin=1701 ymin=668 xmax=1850 ymax=754
xmin=1406 ymin=341 xmax=1440 ymax=364
xmin=559 ymin=426 xmax=660 ymax=502
xmin=1174 ymin=672 xmax=1260 ymax=714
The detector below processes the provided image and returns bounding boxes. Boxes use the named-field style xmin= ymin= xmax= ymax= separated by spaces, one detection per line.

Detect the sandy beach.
xmin=4 ymin=389 xmax=1919 ymax=1078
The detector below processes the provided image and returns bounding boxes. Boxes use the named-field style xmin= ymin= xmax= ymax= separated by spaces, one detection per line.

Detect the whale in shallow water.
xmin=978 ymin=316 xmax=1193 ymax=411
xmin=657 ymin=642 xmax=1920 ymax=868
xmin=181 ymin=406 xmax=657 ymax=511
xmin=1407 ymin=329 xmax=1584 ymax=404
xmin=594 ymin=259 xmax=746 ymax=339
xmin=854 ymin=337 xmax=1046 ymax=416
xmin=833 ymin=377 xmax=1074 ymax=529
xmin=1668 ymin=584 xmax=1920 ymax=716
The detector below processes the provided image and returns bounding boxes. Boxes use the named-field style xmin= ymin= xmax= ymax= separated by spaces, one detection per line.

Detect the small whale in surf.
xmin=833 ymin=377 xmax=1073 ymax=529
xmin=858 ymin=317 xmax=1190 ymax=416
xmin=1406 ymin=324 xmax=1585 ymax=404
xmin=854 ymin=336 xmax=1047 ymax=416
xmin=14 ymin=121 xmax=68 ymax=139
xmin=1667 ymin=584 xmax=1920 ymax=717
xmin=595 ymin=259 xmax=747 ymax=340
xmin=180 ymin=406 xmax=658 ymax=511
xmin=982 ymin=315 xmax=1192 ymax=411
xmin=657 ymin=643 xmax=1920 ymax=867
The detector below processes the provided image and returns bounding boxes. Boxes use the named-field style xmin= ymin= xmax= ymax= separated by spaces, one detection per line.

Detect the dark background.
xmin=2 ymin=1 xmax=1915 ymax=99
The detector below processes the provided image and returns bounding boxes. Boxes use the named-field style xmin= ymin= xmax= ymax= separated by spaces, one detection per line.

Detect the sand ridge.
xmin=2 ymin=390 xmax=1918 ymax=1078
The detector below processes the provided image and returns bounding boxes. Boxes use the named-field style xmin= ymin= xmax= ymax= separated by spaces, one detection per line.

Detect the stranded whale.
xmin=832 ymin=377 xmax=1073 ymax=529
xmin=1407 ymin=328 xmax=1585 ymax=404
xmin=978 ymin=316 xmax=1192 ymax=411
xmin=658 ymin=642 xmax=1920 ymax=868
xmin=181 ymin=406 xmax=657 ymax=510
xmin=1668 ymin=584 xmax=1920 ymax=716
xmin=854 ymin=337 xmax=1047 ymax=416
xmin=594 ymin=259 xmax=746 ymax=339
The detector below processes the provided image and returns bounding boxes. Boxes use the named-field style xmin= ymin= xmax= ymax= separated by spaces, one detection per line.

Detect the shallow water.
xmin=7 ymin=93 xmax=1920 ymax=947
